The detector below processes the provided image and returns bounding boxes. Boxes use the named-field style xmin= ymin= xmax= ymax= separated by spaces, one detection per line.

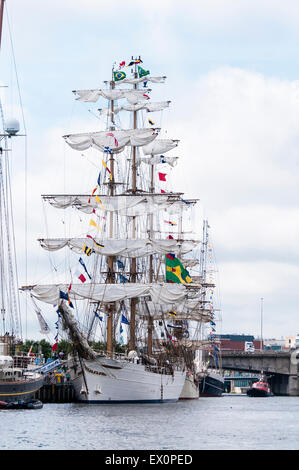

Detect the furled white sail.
xmin=114 ymin=76 xmax=166 ymax=85
xmin=42 ymin=194 xmax=196 ymax=216
xmin=178 ymin=259 xmax=199 ymax=268
xmin=141 ymin=311 xmax=212 ymax=323
xmin=73 ymin=89 xmax=151 ymax=104
xmin=114 ymin=101 xmax=171 ymax=114
xmin=141 ymin=299 xmax=204 ymax=315
xmin=137 ymin=299 xmax=213 ymax=323
xmin=144 ymin=298 xmax=210 ymax=318
xmin=38 ymin=238 xmax=198 ymax=258
xmin=143 ymin=139 xmax=179 ymax=155
xmin=25 ymin=283 xmax=196 ymax=305
xmin=113 ymin=103 xmax=146 ymax=114
xmin=63 ymin=128 xmax=158 ymax=153
xmin=137 ymin=155 xmax=179 ymax=167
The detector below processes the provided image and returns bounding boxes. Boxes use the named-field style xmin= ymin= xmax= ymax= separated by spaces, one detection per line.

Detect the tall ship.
xmin=21 ymin=56 xmax=218 ymax=403
xmin=0 ymin=0 xmax=44 ymax=404
xmin=180 ymin=220 xmax=224 ymax=399
xmin=196 ymin=220 xmax=224 ymax=397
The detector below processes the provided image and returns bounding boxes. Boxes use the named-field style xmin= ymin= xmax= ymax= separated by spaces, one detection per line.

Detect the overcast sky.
xmin=1 ymin=0 xmax=299 ymax=341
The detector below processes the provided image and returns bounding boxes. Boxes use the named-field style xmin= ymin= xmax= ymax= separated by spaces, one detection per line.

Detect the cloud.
xmin=3 ymin=0 xmax=299 ymax=340
xmin=168 ymin=67 xmax=299 ymax=212
xmin=163 ymin=67 xmax=299 ymax=336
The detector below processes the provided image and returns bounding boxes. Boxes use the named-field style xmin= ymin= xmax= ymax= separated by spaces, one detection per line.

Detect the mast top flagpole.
xmin=0 ymin=0 xmax=5 ymax=51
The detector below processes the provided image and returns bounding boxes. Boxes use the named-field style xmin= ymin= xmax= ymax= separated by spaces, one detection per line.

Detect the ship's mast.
xmin=106 ymin=70 xmax=115 ymax=356
xmin=129 ymin=56 xmax=139 ymax=351
xmin=147 ymin=161 xmax=154 ymax=355
xmin=0 ymin=0 xmax=23 ymax=340
xmin=200 ymin=219 xmax=208 ymax=284
xmin=199 ymin=219 xmax=208 ymax=361
xmin=0 ymin=0 xmax=5 ymax=336
xmin=0 ymin=0 xmax=5 ymax=50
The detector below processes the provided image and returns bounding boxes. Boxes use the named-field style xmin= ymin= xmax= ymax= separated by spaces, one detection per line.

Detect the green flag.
xmin=138 ymin=66 xmax=150 ymax=78
xmin=165 ymin=253 xmax=192 ymax=284
xmin=113 ymin=70 xmax=126 ymax=82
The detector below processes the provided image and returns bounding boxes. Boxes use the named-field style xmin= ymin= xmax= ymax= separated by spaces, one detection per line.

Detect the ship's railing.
xmin=32 ymin=358 xmax=61 ymax=374
xmin=0 ymin=372 xmax=39 ymax=382
xmin=144 ymin=364 xmax=174 ymax=376
xmin=94 ymin=350 xmax=184 ymax=372
xmin=96 ymin=351 xmax=129 ymax=362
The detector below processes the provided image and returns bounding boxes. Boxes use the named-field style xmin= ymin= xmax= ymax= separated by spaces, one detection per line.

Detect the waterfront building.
xmin=215 ymin=334 xmax=263 ymax=351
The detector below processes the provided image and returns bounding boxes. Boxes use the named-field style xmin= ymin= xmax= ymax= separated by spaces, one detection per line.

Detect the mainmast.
xmin=106 ymin=69 xmax=115 ymax=357
xmin=129 ymin=56 xmax=138 ymax=351
xmin=147 ymin=161 xmax=154 ymax=355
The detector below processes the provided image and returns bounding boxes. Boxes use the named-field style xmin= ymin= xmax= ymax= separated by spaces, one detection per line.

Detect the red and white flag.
xmin=74 ymin=269 xmax=86 ymax=283
xmin=158 ymin=172 xmax=167 ymax=181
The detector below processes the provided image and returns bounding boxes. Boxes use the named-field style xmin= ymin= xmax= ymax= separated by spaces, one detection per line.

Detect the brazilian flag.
xmin=165 ymin=253 xmax=192 ymax=284
xmin=138 ymin=66 xmax=150 ymax=78
xmin=113 ymin=70 xmax=126 ymax=82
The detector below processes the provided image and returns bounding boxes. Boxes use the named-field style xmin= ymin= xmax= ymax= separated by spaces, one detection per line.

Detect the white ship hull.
xmin=72 ymin=357 xmax=186 ymax=403
xmin=179 ymin=374 xmax=199 ymax=400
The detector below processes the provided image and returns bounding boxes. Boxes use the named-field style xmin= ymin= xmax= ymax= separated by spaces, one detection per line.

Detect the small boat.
xmin=0 ymin=357 xmax=44 ymax=404
xmin=0 ymin=398 xmax=43 ymax=410
xmin=198 ymin=369 xmax=224 ymax=397
xmin=247 ymin=376 xmax=271 ymax=397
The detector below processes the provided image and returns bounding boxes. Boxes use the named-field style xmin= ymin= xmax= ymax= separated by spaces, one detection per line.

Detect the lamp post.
xmin=260 ymin=297 xmax=264 ymax=351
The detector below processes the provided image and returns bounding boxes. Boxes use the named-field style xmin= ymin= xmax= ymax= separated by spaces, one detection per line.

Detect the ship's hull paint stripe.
xmin=78 ymin=399 xmax=178 ymax=404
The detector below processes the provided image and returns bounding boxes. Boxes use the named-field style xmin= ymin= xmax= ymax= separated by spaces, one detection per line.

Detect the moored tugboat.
xmin=247 ymin=375 xmax=271 ymax=397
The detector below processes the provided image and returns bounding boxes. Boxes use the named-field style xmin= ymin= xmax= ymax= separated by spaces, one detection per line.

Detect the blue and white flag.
xmin=104 ymin=146 xmax=114 ymax=155
xmin=79 ymin=257 xmax=92 ymax=279
xmin=119 ymin=273 xmax=129 ymax=283
xmin=121 ymin=314 xmax=130 ymax=325
xmin=117 ymin=259 xmax=125 ymax=270
xmin=95 ymin=311 xmax=103 ymax=321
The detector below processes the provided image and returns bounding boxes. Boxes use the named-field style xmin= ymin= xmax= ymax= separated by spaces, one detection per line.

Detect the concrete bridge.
xmin=220 ymin=350 xmax=299 ymax=396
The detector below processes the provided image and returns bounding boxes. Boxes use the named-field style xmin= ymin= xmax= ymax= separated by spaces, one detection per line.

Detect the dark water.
xmin=0 ymin=395 xmax=298 ymax=450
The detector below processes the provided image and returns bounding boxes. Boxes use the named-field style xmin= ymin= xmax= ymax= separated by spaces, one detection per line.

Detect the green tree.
xmin=56 ymin=339 xmax=74 ymax=356
xmin=19 ymin=340 xmax=39 ymax=355
xmin=39 ymin=339 xmax=53 ymax=359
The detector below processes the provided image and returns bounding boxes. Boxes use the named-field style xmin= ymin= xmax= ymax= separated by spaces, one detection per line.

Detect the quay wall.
xmin=35 ymin=384 xmax=76 ymax=403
